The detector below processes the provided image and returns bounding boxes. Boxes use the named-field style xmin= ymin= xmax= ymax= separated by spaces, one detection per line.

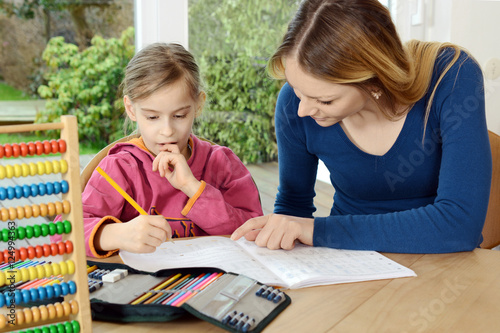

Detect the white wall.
xmin=393 ymin=0 xmax=500 ymax=135
xmin=134 ymin=0 xmax=188 ymax=52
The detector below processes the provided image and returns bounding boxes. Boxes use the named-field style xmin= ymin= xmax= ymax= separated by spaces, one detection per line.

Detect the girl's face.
xmin=124 ymin=80 xmax=204 ymax=158
xmin=284 ymin=57 xmax=376 ymax=127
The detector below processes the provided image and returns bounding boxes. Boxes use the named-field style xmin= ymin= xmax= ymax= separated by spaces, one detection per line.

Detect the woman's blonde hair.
xmin=268 ymin=0 xmax=466 ymax=124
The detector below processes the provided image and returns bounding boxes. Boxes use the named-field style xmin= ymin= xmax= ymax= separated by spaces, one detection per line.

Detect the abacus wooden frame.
xmin=0 ymin=116 xmax=92 ymax=332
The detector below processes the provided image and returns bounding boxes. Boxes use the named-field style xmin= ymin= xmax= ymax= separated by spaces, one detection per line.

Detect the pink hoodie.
xmin=53 ymin=134 xmax=262 ymax=258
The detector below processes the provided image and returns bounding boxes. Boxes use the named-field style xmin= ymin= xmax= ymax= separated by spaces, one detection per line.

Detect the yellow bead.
xmin=31 ymin=204 xmax=40 ymax=218
xmin=39 ymin=305 xmax=49 ymax=321
xmin=29 ymin=162 xmax=37 ymax=176
xmin=31 ymin=306 xmax=41 ymax=323
xmin=28 ymin=266 xmax=37 ymax=279
xmin=21 ymin=163 xmax=30 ymax=177
xmin=62 ymin=301 xmax=71 ymax=316
xmin=44 ymin=160 xmax=53 ymax=174
xmin=24 ymin=205 xmax=32 ymax=219
xmin=0 ymin=165 xmax=5 ymax=179
xmin=14 ymin=269 xmax=22 ymax=283
xmin=0 ymin=271 xmax=5 ymax=287
xmin=36 ymin=161 xmax=45 ymax=175
xmin=36 ymin=265 xmax=45 ymax=278
xmin=47 ymin=304 xmax=56 ymax=319
xmin=63 ymin=200 xmax=71 ymax=214
xmin=59 ymin=261 xmax=68 ymax=275
xmin=55 ymin=201 xmax=63 ymax=215
xmin=39 ymin=203 xmax=48 ymax=217
xmin=60 ymin=159 xmax=68 ymax=174
xmin=67 ymin=260 xmax=75 ymax=274
xmin=43 ymin=263 xmax=53 ymax=277
xmin=47 ymin=202 xmax=56 ymax=216
xmin=5 ymin=165 xmax=14 ymax=178
xmin=15 ymin=310 xmax=25 ymax=325
xmin=20 ymin=268 xmax=29 ymax=282
xmin=52 ymin=160 xmax=61 ymax=173
xmin=13 ymin=164 xmax=22 ymax=177
xmin=54 ymin=302 xmax=64 ymax=318
xmin=0 ymin=314 xmax=6 ymax=329
xmin=52 ymin=262 xmax=61 ymax=276
xmin=70 ymin=300 xmax=79 ymax=315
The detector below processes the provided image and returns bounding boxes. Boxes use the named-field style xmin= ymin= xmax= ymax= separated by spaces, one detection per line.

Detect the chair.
xmin=480 ymin=130 xmax=500 ymax=249
xmin=80 ymin=133 xmax=140 ymax=191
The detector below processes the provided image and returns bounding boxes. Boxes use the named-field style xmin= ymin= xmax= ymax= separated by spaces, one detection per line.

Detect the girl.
xmin=232 ymin=0 xmax=492 ymax=253
xmin=73 ymin=43 xmax=262 ymax=258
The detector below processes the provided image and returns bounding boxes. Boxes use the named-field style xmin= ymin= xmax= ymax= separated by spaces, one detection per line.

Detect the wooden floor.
xmin=1 ymin=155 xmax=334 ymax=251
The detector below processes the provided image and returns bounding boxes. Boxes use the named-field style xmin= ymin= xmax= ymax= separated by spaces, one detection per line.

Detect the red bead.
xmin=42 ymin=140 xmax=51 ymax=154
xmin=65 ymin=240 xmax=73 ymax=254
xmin=14 ymin=249 xmax=20 ymax=261
xmin=58 ymin=139 xmax=67 ymax=153
xmin=58 ymin=242 xmax=66 ymax=255
xmin=11 ymin=143 xmax=20 ymax=157
xmin=28 ymin=142 xmax=36 ymax=155
xmin=19 ymin=247 xmax=28 ymax=261
xmin=35 ymin=141 xmax=43 ymax=155
xmin=27 ymin=246 xmax=36 ymax=259
xmin=0 ymin=145 xmax=4 ymax=158
xmin=43 ymin=244 xmax=51 ymax=257
xmin=35 ymin=245 xmax=43 ymax=258
xmin=50 ymin=243 xmax=59 ymax=256
xmin=50 ymin=140 xmax=59 ymax=154
xmin=19 ymin=143 xmax=28 ymax=157
xmin=4 ymin=144 xmax=12 ymax=158
xmin=3 ymin=250 xmax=10 ymax=262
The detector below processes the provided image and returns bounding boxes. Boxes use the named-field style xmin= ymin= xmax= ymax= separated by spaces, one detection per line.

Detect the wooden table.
xmin=90 ymin=248 xmax=500 ymax=332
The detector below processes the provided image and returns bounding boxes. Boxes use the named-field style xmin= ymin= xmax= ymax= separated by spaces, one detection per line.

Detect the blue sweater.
xmin=274 ymin=50 xmax=492 ymax=253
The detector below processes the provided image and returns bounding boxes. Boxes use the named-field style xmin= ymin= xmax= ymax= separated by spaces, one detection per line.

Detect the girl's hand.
xmin=152 ymin=144 xmax=201 ymax=197
xmin=97 ymin=215 xmax=172 ymax=253
xmin=230 ymin=214 xmax=314 ymax=250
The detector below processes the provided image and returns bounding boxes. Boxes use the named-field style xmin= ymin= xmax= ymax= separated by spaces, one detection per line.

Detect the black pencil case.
xmin=86 ymin=260 xmax=291 ymax=333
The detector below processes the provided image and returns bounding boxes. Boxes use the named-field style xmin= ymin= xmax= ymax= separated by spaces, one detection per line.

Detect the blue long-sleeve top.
xmin=274 ymin=49 xmax=492 ymax=253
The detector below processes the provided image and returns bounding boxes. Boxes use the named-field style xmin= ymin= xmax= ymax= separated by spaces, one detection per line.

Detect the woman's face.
xmin=284 ymin=57 xmax=374 ymax=127
xmin=124 ymin=80 xmax=202 ymax=158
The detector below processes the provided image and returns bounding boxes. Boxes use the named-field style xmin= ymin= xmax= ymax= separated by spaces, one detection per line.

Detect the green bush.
xmin=36 ymin=27 xmax=134 ymax=147
xmin=195 ymin=54 xmax=281 ymax=164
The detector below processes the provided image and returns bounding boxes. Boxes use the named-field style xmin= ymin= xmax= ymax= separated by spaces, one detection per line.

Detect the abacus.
xmin=0 ymin=116 xmax=91 ymax=332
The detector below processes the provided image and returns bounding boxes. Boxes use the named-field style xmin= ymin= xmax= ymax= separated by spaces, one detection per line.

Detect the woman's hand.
xmin=230 ymin=214 xmax=314 ymax=250
xmin=96 ymin=215 xmax=172 ymax=253
xmin=152 ymin=144 xmax=201 ymax=197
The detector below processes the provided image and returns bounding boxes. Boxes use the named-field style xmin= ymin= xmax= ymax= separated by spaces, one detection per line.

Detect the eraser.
xmin=102 ymin=269 xmax=128 ymax=283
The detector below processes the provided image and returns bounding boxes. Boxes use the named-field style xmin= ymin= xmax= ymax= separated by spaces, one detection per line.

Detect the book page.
xmin=119 ymin=236 xmax=284 ymax=286
xmin=235 ymin=238 xmax=416 ymax=288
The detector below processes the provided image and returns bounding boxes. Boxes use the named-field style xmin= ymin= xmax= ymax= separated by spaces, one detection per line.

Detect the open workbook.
xmin=119 ymin=236 xmax=416 ymax=289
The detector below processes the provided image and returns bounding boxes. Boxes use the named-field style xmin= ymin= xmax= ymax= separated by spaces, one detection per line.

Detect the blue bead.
xmin=61 ymin=180 xmax=69 ymax=194
xmin=7 ymin=186 xmax=15 ymax=200
xmin=45 ymin=285 xmax=54 ymax=299
xmin=38 ymin=183 xmax=46 ymax=196
xmin=4 ymin=292 xmax=13 ymax=305
xmin=68 ymin=281 xmax=77 ymax=294
xmin=46 ymin=182 xmax=54 ymax=195
xmin=23 ymin=184 xmax=31 ymax=198
xmin=0 ymin=293 xmax=5 ymax=307
xmin=31 ymin=184 xmax=39 ymax=197
xmin=53 ymin=181 xmax=61 ymax=194
xmin=60 ymin=282 xmax=69 ymax=296
xmin=0 ymin=187 xmax=7 ymax=200
xmin=38 ymin=286 xmax=47 ymax=300
xmin=30 ymin=288 xmax=38 ymax=301
xmin=14 ymin=185 xmax=23 ymax=199
xmin=53 ymin=283 xmax=62 ymax=297
xmin=14 ymin=290 xmax=22 ymax=305
xmin=22 ymin=289 xmax=31 ymax=303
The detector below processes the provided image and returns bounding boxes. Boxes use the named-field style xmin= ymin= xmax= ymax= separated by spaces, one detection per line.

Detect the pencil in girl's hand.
xmin=95 ymin=166 xmax=174 ymax=243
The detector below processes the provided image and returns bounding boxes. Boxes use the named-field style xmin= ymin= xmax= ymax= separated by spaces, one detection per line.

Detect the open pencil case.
xmin=86 ymin=260 xmax=291 ymax=333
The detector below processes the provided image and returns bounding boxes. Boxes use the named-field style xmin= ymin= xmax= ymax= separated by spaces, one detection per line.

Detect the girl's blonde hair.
xmin=122 ymin=42 xmax=203 ymax=102
xmin=268 ymin=0 xmax=466 ymax=124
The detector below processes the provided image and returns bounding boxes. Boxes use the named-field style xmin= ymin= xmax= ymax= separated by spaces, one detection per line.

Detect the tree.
xmin=0 ymin=0 xmax=113 ymax=48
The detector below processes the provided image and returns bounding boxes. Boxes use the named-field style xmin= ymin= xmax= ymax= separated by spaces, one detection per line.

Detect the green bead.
xmin=71 ymin=320 xmax=81 ymax=333
xmin=41 ymin=327 xmax=51 ymax=333
xmin=49 ymin=324 xmax=58 ymax=333
xmin=1 ymin=228 xmax=8 ymax=242
xmin=56 ymin=323 xmax=65 ymax=333
xmin=55 ymin=221 xmax=64 ymax=235
xmin=25 ymin=225 xmax=34 ymax=238
xmin=40 ymin=223 xmax=49 ymax=236
xmin=33 ymin=224 xmax=41 ymax=237
xmin=64 ymin=321 xmax=73 ymax=333
xmin=48 ymin=222 xmax=57 ymax=235
xmin=17 ymin=226 xmax=26 ymax=240
xmin=63 ymin=220 xmax=72 ymax=233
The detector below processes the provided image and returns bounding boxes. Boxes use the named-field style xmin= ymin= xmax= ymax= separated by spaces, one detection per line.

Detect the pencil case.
xmin=86 ymin=260 xmax=291 ymax=333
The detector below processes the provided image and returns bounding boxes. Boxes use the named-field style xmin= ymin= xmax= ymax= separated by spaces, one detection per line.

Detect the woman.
xmin=231 ymin=0 xmax=492 ymax=253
